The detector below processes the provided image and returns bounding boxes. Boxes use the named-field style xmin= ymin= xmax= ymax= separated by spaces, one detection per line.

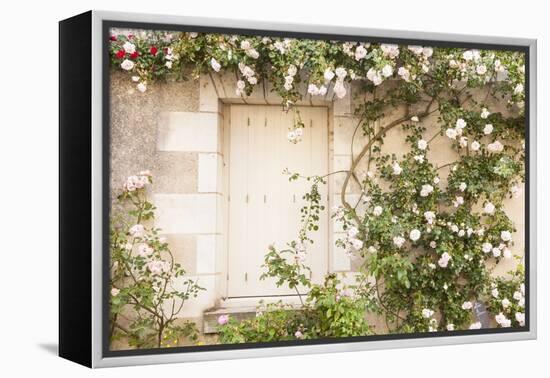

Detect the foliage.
xmin=485 ymin=263 xmax=526 ymax=328
xmin=109 ymin=172 xmax=203 ymax=348
xmin=109 ymin=30 xmax=527 ymax=340
xmin=218 ymin=274 xmax=373 ymax=343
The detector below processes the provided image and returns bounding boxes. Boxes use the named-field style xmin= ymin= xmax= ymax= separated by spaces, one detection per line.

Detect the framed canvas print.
xmin=59 ymin=10 xmax=537 ymax=368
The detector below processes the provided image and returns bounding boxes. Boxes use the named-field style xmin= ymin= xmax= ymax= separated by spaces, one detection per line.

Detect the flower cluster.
xmin=109 ymin=30 xmax=180 ymax=92
xmin=110 ymin=172 xmax=203 ymax=349
xmin=486 ymin=266 xmax=526 ymax=328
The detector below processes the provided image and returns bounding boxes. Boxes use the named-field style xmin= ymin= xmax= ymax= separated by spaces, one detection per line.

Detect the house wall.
xmin=110 ymin=70 xmax=525 ymax=328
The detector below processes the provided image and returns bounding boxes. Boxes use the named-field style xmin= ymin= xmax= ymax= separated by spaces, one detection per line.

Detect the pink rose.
xmin=217 ymin=314 xmax=229 ymax=325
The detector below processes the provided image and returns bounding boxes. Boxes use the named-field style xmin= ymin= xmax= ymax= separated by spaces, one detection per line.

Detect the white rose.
xmin=438 ymin=252 xmax=451 ymax=268
xmin=424 ymin=211 xmax=435 ymax=224
xmin=471 ymin=141 xmax=480 ymax=151
xmin=240 ymin=40 xmax=251 ymax=50
xmin=481 ymin=108 xmax=490 ymax=119
xmin=287 ymin=65 xmax=298 ymax=77
xmin=459 ymin=182 xmax=467 ymax=192
xmin=210 ymin=57 xmax=221 ymax=72
xmin=487 ymin=141 xmax=504 ymax=153
xmin=307 ymin=84 xmax=319 ymax=96
xmin=408 ymin=45 xmax=424 ymax=55
xmin=318 ymin=85 xmax=328 ymax=96
xmin=246 ymin=49 xmax=259 ymax=59
xmin=381 ymin=44 xmax=399 ymax=58
xmin=491 ymin=288 xmax=499 ymax=298
xmin=445 ymin=128 xmax=457 ymax=139
xmin=411 ymin=116 xmax=420 ymax=122
xmin=392 ymin=162 xmax=402 ymax=175
xmin=456 ymin=118 xmax=467 ymax=129
xmin=129 ymin=224 xmax=145 ymax=238
xmin=420 ymin=184 xmax=434 ymax=197
xmin=453 ymin=196 xmax=464 ymax=207
xmin=482 ymin=242 xmax=492 ymax=253
xmin=131 ymin=76 xmax=140 ymax=82
xmin=501 ymin=230 xmax=512 ymax=242
xmin=484 ymin=124 xmax=494 ymax=134
xmin=418 ymin=139 xmax=428 ymax=150
xmin=484 ymin=202 xmax=495 ymax=214
xmin=514 ymin=84 xmax=524 ymax=94
xmin=335 ymin=67 xmax=347 ymax=79
xmin=462 ymin=301 xmax=473 ymax=310
xmin=347 ymin=227 xmax=359 ymax=238
xmin=397 ymin=66 xmax=410 ymax=82
xmin=122 ymin=41 xmax=136 ymax=54
xmin=446 ymin=324 xmax=455 ymax=331
xmin=373 ymin=206 xmax=383 ymax=216
xmin=120 ymin=59 xmax=135 ymax=71
xmin=355 ymin=45 xmax=368 ymax=61
xmin=463 ymin=50 xmax=474 ymax=61
xmin=137 ymin=243 xmax=153 ymax=257
xmin=515 ymin=312 xmax=525 ymax=326
xmin=287 ymin=131 xmax=297 ymax=142
xmin=333 ymin=80 xmax=347 ymax=99
xmin=423 ymin=47 xmax=433 ymax=58
xmin=324 ymin=68 xmax=335 ymax=82
xmin=351 ymin=238 xmax=364 ymax=251
xmin=469 ymin=322 xmax=482 ymax=329
xmin=393 ymin=236 xmax=405 ymax=248
xmin=476 ymin=64 xmax=487 ymax=75
xmin=501 ymin=298 xmax=511 ymax=308
xmin=422 ymin=308 xmax=434 ymax=318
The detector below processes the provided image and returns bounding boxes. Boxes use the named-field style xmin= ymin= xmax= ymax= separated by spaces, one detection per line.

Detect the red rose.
xmin=150 ymin=46 xmax=158 ymax=56
xmin=109 ymin=35 xmax=117 ymax=41
xmin=128 ymin=34 xmax=134 ymax=39
xmin=130 ymin=51 xmax=139 ymax=59
xmin=115 ymin=50 xmax=125 ymax=59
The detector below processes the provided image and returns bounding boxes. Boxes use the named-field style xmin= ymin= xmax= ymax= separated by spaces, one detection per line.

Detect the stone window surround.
xmin=197 ymin=72 xmax=359 ymax=305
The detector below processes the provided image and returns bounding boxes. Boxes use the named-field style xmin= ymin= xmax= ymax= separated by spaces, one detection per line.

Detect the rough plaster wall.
xmin=109 ymin=71 xmax=199 ymax=197
xmin=109 ymin=72 xmax=202 ymax=284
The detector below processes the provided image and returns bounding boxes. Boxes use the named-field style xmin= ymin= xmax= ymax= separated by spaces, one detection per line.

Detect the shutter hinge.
xmin=244 ymin=272 xmax=248 ymax=282
xmin=247 ymin=117 xmax=250 ymax=126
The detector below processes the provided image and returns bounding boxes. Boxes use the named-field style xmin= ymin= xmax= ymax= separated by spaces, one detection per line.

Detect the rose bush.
xmin=110 ymin=172 xmax=203 ymax=348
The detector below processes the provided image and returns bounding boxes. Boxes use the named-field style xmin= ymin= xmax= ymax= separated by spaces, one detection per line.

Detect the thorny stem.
xmin=340 ymin=98 xmax=437 ymax=228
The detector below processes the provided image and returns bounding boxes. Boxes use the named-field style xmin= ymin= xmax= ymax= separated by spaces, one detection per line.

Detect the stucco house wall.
xmin=110 ymin=70 xmax=524 ymax=332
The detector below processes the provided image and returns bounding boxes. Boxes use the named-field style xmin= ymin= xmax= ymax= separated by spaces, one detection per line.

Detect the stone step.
xmin=203 ymin=306 xmax=257 ymax=334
